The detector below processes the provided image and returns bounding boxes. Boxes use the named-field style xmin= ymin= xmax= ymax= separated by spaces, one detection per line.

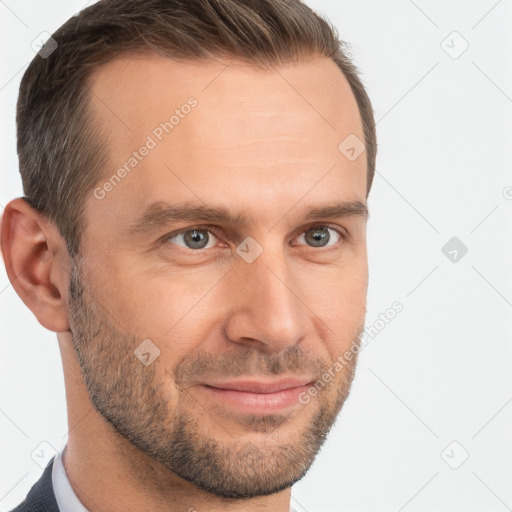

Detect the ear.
xmin=1 ymin=197 xmax=71 ymax=332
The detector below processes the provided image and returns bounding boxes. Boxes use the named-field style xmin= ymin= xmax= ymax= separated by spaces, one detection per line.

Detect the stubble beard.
xmin=66 ymin=257 xmax=361 ymax=499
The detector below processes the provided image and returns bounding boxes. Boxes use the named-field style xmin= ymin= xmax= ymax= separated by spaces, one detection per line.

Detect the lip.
xmin=199 ymin=378 xmax=314 ymax=414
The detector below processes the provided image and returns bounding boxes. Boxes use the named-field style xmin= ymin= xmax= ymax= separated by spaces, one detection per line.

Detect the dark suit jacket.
xmin=9 ymin=456 xmax=60 ymax=512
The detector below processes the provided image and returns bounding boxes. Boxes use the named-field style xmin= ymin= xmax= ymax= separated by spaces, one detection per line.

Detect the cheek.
xmin=86 ymin=243 xmax=367 ymax=359
xmin=96 ymin=260 xmax=222 ymax=358
xmin=300 ymin=260 xmax=368 ymax=349
xmin=93 ymin=245 xmax=205 ymax=315
xmin=303 ymin=255 xmax=367 ymax=307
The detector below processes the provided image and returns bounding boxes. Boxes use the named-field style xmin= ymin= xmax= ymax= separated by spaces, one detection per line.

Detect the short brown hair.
xmin=17 ymin=0 xmax=377 ymax=258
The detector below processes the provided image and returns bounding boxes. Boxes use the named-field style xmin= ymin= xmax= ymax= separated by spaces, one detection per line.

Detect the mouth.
xmin=199 ymin=377 xmax=314 ymax=414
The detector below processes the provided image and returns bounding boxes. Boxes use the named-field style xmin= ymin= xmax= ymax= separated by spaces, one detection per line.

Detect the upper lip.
xmin=202 ymin=378 xmax=314 ymax=394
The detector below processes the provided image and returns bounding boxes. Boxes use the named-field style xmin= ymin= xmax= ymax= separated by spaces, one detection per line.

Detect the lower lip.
xmin=200 ymin=384 xmax=311 ymax=414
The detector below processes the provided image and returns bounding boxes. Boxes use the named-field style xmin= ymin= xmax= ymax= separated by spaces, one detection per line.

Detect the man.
xmin=1 ymin=0 xmax=377 ymax=510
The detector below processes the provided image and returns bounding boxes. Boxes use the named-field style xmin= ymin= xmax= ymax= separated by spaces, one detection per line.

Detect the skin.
xmin=1 ymin=54 xmax=369 ymax=511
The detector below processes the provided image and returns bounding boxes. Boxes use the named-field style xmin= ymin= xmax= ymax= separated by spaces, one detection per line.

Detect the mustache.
xmin=173 ymin=344 xmax=331 ymax=386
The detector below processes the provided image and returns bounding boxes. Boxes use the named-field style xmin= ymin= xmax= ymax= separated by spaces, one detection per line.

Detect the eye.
xmin=294 ymin=225 xmax=344 ymax=248
xmin=163 ymin=224 xmax=346 ymax=251
xmin=166 ymin=228 xmax=219 ymax=250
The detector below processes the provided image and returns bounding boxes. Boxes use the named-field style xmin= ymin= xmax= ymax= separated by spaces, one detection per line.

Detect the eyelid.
xmin=161 ymin=223 xmax=348 ymax=249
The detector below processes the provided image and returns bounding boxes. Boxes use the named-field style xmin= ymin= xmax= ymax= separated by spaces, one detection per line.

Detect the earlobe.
xmin=1 ymin=197 xmax=71 ymax=332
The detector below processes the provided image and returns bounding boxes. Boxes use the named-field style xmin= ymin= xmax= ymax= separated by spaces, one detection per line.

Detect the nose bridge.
xmin=224 ymin=240 xmax=308 ymax=349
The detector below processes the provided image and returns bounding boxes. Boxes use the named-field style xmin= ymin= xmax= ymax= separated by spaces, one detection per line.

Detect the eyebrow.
xmin=125 ymin=200 xmax=368 ymax=235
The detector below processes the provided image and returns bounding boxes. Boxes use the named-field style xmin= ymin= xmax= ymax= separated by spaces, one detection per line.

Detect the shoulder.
xmin=9 ymin=457 xmax=60 ymax=512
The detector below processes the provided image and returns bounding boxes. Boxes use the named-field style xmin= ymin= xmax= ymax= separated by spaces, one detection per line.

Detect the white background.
xmin=1 ymin=1 xmax=511 ymax=511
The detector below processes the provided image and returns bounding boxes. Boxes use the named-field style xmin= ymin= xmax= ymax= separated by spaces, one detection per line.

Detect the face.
xmin=67 ymin=54 xmax=368 ymax=498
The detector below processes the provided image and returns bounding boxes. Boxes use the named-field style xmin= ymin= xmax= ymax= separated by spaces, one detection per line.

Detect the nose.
xmin=223 ymin=244 xmax=310 ymax=351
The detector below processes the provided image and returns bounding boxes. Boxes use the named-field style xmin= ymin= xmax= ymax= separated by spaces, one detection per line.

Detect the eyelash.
xmin=161 ymin=224 xmax=348 ymax=252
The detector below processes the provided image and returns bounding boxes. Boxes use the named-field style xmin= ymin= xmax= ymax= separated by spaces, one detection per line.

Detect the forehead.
xmin=84 ymin=54 xmax=366 ymax=234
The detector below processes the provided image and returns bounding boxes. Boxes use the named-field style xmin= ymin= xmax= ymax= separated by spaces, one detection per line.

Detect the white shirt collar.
xmin=51 ymin=444 xmax=89 ymax=512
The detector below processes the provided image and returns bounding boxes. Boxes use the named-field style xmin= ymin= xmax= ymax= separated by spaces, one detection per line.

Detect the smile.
xmin=199 ymin=378 xmax=314 ymax=414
